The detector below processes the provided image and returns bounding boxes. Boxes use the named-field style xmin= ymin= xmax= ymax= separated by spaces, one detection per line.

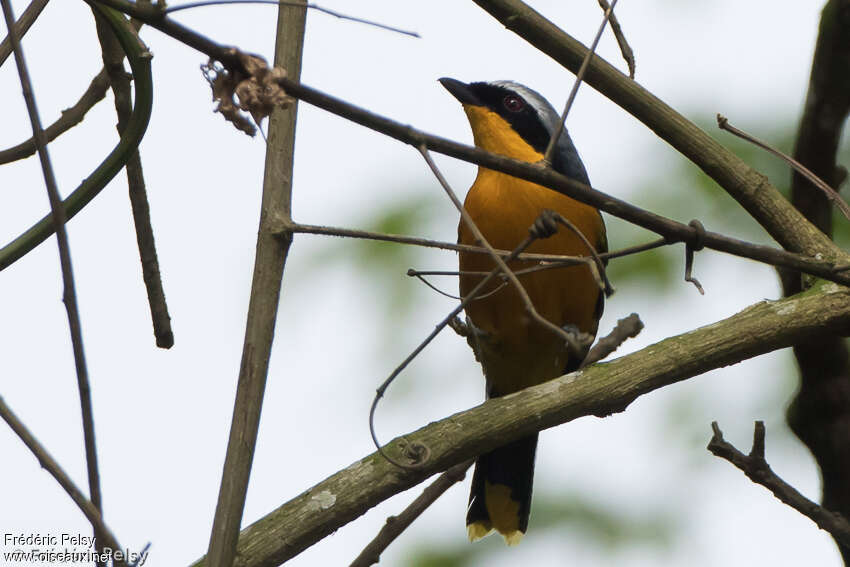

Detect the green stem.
xmin=0 ymin=4 xmax=153 ymax=271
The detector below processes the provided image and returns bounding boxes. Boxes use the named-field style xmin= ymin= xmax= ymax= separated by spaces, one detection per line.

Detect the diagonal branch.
xmin=418 ymin=146 xmax=591 ymax=354
xmin=2 ymin=0 xmax=103 ymax=551
xmin=189 ymin=280 xmax=850 ymax=567
xmin=0 ymin=0 xmax=48 ymax=66
xmin=349 ymin=460 xmax=473 ymax=567
xmin=542 ymin=0 xmax=617 ymax=165
xmin=0 ymin=6 xmax=153 ymax=272
xmin=707 ymin=421 xmax=850 ymax=551
xmin=91 ymin=5 xmax=174 ymax=349
xmin=717 ymin=114 xmax=850 ymax=221
xmin=469 ymin=0 xmax=840 ymax=259
xmin=0 ymin=396 xmax=127 ymax=567
xmin=0 ymin=68 xmax=111 ymax=165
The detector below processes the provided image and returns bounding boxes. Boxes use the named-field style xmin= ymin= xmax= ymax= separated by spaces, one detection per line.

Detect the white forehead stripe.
xmin=487 ymin=80 xmax=560 ymax=136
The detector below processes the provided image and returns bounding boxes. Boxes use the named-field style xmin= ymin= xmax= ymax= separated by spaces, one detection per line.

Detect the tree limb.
xmin=707 ymin=421 xmax=850 ymax=551
xmin=782 ymin=1 xmax=850 ymax=563
xmin=92 ymin=4 xmax=174 ymax=349
xmin=0 ymin=0 xmax=48 ymax=66
xmin=204 ymin=2 xmax=307 ymax=566
xmin=189 ymin=280 xmax=850 ymax=567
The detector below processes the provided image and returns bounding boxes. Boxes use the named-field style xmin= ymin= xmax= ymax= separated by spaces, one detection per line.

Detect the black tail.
xmin=466 ymin=433 xmax=538 ymax=545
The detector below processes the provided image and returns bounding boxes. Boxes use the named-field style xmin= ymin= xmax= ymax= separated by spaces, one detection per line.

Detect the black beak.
xmin=439 ymin=77 xmax=481 ymax=105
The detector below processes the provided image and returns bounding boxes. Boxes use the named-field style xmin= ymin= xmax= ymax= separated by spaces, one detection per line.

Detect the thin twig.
xmin=717 ymin=114 xmax=850 ymax=221
xmin=369 ymin=234 xmax=538 ymax=470
xmin=287 ymin=220 xmax=584 ymax=262
xmin=542 ymin=0 xmax=618 ymax=165
xmin=0 ymin=6 xmax=153 ymax=273
xmin=0 ymin=69 xmax=111 ymax=165
xmin=552 ymin=211 xmax=614 ymax=296
xmin=419 ymin=145 xmax=593 ymax=357
xmin=596 ymin=0 xmax=634 ymax=78
xmin=2 ymin=0 xmax=104 ymax=548
xmin=0 ymin=396 xmax=127 ymax=566
xmin=707 ymin=421 xmax=850 ymax=550
xmin=407 ymin=269 xmax=509 ymax=301
xmin=164 ymin=0 xmax=419 ymax=37
xmin=92 ymin=6 xmax=173 ymax=349
xmin=581 ymin=313 xmax=643 ymax=367
xmin=0 ymin=0 xmax=48 ymax=66
xmin=349 ymin=461 xmax=473 ymax=567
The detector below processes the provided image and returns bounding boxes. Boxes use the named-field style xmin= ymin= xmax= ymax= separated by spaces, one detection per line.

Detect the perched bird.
xmin=439 ymin=78 xmax=607 ymax=545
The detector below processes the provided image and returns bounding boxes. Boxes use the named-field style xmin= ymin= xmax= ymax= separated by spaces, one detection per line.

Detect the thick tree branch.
xmin=189 ymin=281 xmax=850 ymax=567
xmin=470 ymin=0 xmax=840 ymax=259
xmin=783 ymin=1 xmax=850 ymax=563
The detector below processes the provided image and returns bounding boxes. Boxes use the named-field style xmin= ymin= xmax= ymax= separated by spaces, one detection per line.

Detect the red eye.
xmin=503 ymin=95 xmax=524 ymax=112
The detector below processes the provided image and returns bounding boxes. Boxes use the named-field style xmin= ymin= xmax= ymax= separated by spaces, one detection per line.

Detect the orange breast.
xmin=458 ymin=167 xmax=605 ymax=395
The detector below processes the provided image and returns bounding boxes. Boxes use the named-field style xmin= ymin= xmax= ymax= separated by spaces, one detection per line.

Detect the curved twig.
xmin=0 ymin=0 xmax=49 ymax=66
xmin=0 ymin=5 xmax=154 ymax=271
xmin=0 ymin=68 xmax=110 ymax=165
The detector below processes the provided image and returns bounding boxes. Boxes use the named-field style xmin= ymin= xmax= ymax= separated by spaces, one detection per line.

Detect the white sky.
xmin=0 ymin=1 xmax=844 ymax=566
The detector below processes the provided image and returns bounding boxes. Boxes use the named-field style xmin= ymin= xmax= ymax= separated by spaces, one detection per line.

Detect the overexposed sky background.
xmin=0 ymin=1 xmax=845 ymax=566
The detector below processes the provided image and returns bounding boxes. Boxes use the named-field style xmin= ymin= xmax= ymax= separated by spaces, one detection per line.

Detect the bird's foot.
xmin=529 ymin=209 xmax=561 ymax=240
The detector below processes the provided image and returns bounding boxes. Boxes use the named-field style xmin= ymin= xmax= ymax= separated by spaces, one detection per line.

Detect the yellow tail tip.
xmin=502 ymin=530 xmax=524 ymax=546
xmin=467 ymin=522 xmax=492 ymax=542
xmin=467 ymin=522 xmax=525 ymax=545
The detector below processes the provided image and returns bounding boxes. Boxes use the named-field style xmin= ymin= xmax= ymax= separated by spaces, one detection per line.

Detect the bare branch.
xmin=470 ymin=0 xmax=840 ymax=259
xmin=596 ymin=0 xmax=634 ymax=78
xmin=717 ymin=114 xmax=850 ymax=221
xmin=92 ymin=5 xmax=174 ymax=349
xmin=205 ymin=3 xmax=306 ymax=567
xmin=349 ymin=461 xmax=473 ymax=567
xmin=0 ymin=7 xmax=153 ymax=273
xmin=164 ymin=0 xmax=420 ymax=37
xmin=581 ymin=313 xmax=643 ymax=367
xmin=419 ymin=146 xmax=591 ymax=355
xmin=783 ymin=3 xmax=850 ymax=562
xmin=369 ymin=233 xmax=538 ymax=470
xmin=0 ymin=68 xmax=111 ymax=165
xmin=0 ymin=0 xmax=48 ymax=66
xmin=86 ymin=2 xmax=850 ymax=283
xmin=0 ymin=396 xmax=127 ymax=566
xmin=2 ymin=0 xmax=102 ymax=549
xmin=190 ymin=281 xmax=850 ymax=567
xmin=707 ymin=421 xmax=850 ymax=551
xmin=543 ymin=0 xmax=617 ymax=165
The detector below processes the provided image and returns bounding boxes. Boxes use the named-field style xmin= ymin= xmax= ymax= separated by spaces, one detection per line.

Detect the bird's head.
xmin=439 ymin=78 xmax=589 ymax=183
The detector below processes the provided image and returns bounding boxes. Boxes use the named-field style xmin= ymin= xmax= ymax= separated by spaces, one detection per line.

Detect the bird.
xmin=439 ymin=77 xmax=607 ymax=545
